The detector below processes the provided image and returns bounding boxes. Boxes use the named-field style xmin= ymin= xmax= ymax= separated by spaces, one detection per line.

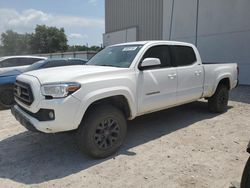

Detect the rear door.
xmin=138 ymin=45 xmax=177 ymax=114
xmin=170 ymin=45 xmax=204 ymax=104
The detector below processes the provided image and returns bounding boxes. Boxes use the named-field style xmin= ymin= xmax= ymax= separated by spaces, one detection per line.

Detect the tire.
xmin=0 ymin=86 xmax=15 ymax=109
xmin=241 ymin=157 xmax=250 ymax=188
xmin=208 ymin=84 xmax=229 ymax=113
xmin=77 ymin=104 xmax=127 ymax=158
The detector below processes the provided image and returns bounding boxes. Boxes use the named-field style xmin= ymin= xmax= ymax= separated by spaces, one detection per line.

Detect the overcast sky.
xmin=0 ymin=0 xmax=105 ymax=46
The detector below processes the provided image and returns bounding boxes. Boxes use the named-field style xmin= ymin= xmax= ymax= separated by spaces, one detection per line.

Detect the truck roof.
xmin=111 ymin=40 xmax=195 ymax=47
xmin=0 ymin=56 xmax=47 ymax=60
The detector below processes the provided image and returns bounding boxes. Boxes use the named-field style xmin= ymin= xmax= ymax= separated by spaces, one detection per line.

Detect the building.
xmin=103 ymin=0 xmax=250 ymax=85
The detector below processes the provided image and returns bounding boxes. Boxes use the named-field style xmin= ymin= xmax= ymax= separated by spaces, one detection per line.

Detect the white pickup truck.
xmin=11 ymin=41 xmax=238 ymax=158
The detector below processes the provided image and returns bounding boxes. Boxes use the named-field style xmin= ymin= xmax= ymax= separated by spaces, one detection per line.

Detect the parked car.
xmin=241 ymin=141 xmax=250 ymax=188
xmin=0 ymin=58 xmax=87 ymax=108
xmin=0 ymin=56 xmax=46 ymax=75
xmin=11 ymin=41 xmax=238 ymax=158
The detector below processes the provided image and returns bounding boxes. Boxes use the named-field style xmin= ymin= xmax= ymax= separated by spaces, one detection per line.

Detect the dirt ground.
xmin=0 ymin=86 xmax=249 ymax=188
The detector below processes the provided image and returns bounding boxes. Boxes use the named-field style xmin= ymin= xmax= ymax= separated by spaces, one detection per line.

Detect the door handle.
xmin=195 ymin=71 xmax=202 ymax=76
xmin=168 ymin=74 xmax=177 ymax=79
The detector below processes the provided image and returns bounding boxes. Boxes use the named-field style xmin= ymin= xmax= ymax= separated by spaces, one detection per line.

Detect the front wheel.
xmin=77 ymin=104 xmax=127 ymax=158
xmin=241 ymin=157 xmax=250 ymax=188
xmin=208 ymin=84 xmax=229 ymax=113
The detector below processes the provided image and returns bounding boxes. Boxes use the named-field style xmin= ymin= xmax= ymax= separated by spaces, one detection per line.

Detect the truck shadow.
xmin=229 ymin=85 xmax=250 ymax=104
xmin=0 ymin=106 xmax=8 ymax=111
xmin=0 ymin=101 xmax=231 ymax=184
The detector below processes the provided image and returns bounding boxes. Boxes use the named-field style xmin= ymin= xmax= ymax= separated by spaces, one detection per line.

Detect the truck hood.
xmin=23 ymin=65 xmax=127 ymax=84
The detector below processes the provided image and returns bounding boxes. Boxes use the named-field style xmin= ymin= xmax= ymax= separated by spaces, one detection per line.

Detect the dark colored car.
xmin=241 ymin=141 xmax=250 ymax=188
xmin=0 ymin=58 xmax=87 ymax=108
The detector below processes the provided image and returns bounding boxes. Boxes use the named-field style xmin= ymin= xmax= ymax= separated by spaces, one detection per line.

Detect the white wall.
xmin=103 ymin=27 xmax=137 ymax=47
xmin=197 ymin=0 xmax=250 ymax=85
xmin=163 ymin=0 xmax=250 ymax=85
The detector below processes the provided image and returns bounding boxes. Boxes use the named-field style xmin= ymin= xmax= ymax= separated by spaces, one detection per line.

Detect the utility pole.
xmin=195 ymin=0 xmax=200 ymax=47
xmin=169 ymin=0 xmax=175 ymax=40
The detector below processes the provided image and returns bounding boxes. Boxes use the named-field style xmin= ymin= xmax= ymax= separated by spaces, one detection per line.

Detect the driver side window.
xmin=142 ymin=45 xmax=172 ymax=68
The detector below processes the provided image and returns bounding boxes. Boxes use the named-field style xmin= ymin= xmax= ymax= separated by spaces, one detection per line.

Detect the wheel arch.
xmin=74 ymin=88 xmax=137 ymax=128
xmin=212 ymin=76 xmax=231 ymax=95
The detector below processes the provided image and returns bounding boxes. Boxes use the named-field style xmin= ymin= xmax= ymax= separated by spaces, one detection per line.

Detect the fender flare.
xmin=211 ymin=74 xmax=232 ymax=96
xmin=74 ymin=87 xmax=136 ymax=127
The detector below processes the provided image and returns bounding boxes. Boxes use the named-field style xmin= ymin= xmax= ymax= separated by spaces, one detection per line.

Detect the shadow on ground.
xmin=0 ymin=106 xmax=8 ymax=111
xmin=230 ymin=85 xmax=250 ymax=104
xmin=0 ymin=101 xmax=229 ymax=184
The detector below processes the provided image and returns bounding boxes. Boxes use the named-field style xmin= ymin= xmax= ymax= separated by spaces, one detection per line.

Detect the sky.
xmin=0 ymin=0 xmax=105 ymax=46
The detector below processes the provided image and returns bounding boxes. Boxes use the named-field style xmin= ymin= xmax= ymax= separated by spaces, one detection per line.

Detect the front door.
xmin=137 ymin=45 xmax=177 ymax=114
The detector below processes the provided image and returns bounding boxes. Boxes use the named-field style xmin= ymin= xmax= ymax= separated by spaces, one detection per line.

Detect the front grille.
xmin=14 ymin=81 xmax=34 ymax=105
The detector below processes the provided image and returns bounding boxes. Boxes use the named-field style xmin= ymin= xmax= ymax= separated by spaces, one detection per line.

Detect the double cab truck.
xmin=11 ymin=41 xmax=238 ymax=158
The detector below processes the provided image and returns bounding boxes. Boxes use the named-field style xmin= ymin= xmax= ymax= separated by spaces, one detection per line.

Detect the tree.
xmin=0 ymin=30 xmax=31 ymax=55
xmin=89 ymin=45 xmax=102 ymax=51
xmin=67 ymin=45 xmax=89 ymax=52
xmin=0 ymin=25 xmax=99 ymax=56
xmin=30 ymin=25 xmax=68 ymax=54
xmin=67 ymin=45 xmax=102 ymax=52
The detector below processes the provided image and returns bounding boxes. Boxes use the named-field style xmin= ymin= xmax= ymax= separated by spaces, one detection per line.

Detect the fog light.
xmin=48 ymin=111 xmax=54 ymax=120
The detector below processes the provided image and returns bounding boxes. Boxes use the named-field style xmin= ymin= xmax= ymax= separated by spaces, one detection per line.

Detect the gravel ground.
xmin=0 ymin=86 xmax=249 ymax=188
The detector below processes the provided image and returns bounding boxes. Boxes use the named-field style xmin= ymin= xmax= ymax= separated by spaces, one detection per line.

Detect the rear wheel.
xmin=0 ymin=86 xmax=15 ymax=109
xmin=77 ymin=104 xmax=127 ymax=158
xmin=208 ymin=84 xmax=229 ymax=113
xmin=241 ymin=157 xmax=250 ymax=188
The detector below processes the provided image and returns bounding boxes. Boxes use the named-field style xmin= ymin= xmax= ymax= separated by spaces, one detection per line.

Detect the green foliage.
xmin=88 ymin=45 xmax=103 ymax=51
xmin=30 ymin=25 xmax=68 ymax=53
xmin=67 ymin=45 xmax=89 ymax=52
xmin=67 ymin=45 xmax=102 ymax=52
xmin=1 ymin=30 xmax=31 ymax=55
xmin=0 ymin=25 xmax=101 ymax=56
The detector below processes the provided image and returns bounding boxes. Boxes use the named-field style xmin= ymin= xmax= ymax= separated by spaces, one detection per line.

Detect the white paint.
xmin=14 ymin=41 xmax=238 ymax=133
xmin=103 ymin=27 xmax=137 ymax=47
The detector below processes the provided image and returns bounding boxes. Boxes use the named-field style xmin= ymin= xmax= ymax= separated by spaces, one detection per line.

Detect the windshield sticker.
xmin=122 ymin=47 xmax=138 ymax=51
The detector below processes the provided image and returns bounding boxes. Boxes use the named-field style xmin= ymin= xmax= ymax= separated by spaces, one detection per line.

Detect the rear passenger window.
xmin=1 ymin=58 xmax=19 ymax=67
xmin=28 ymin=58 xmax=43 ymax=65
xmin=19 ymin=58 xmax=33 ymax=66
xmin=0 ymin=58 xmax=43 ymax=67
xmin=171 ymin=46 xmax=197 ymax=66
xmin=142 ymin=45 xmax=172 ymax=68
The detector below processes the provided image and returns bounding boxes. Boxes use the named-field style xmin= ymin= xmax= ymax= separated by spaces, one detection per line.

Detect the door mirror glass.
xmin=140 ymin=58 xmax=161 ymax=70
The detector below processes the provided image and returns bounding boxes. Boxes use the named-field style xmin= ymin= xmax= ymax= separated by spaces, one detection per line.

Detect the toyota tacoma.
xmin=11 ymin=41 xmax=238 ymax=158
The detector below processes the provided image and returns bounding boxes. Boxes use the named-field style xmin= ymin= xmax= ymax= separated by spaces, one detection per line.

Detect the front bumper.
xmin=12 ymin=95 xmax=82 ymax=133
xmin=11 ymin=105 xmax=40 ymax=132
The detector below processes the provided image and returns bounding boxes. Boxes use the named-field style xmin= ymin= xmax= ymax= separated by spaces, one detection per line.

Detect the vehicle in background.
xmin=11 ymin=41 xmax=238 ymax=158
xmin=0 ymin=58 xmax=87 ymax=108
xmin=0 ymin=56 xmax=46 ymax=75
xmin=241 ymin=141 xmax=250 ymax=188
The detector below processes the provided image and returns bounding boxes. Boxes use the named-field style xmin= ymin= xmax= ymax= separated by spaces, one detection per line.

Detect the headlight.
xmin=41 ymin=83 xmax=81 ymax=98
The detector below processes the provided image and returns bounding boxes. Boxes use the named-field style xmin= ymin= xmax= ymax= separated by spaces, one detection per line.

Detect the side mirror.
xmin=139 ymin=58 xmax=161 ymax=70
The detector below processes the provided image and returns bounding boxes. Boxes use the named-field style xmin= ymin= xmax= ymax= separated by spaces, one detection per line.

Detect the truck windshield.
xmin=86 ymin=45 xmax=143 ymax=68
